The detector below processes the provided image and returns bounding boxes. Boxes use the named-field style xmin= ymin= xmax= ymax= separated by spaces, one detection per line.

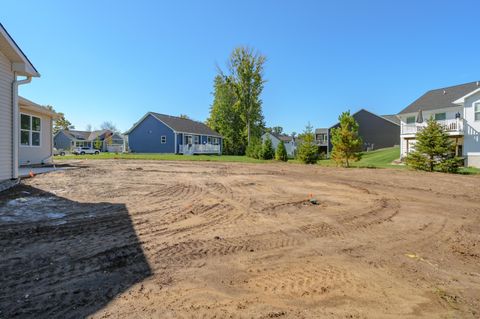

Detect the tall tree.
xmin=226 ymin=46 xmax=266 ymax=145
xmin=275 ymin=140 xmax=288 ymax=162
xmin=100 ymin=121 xmax=118 ymax=133
xmin=297 ymin=123 xmax=319 ymax=164
xmin=406 ymin=118 xmax=460 ymax=173
xmin=46 ymin=105 xmax=75 ymax=134
xmin=271 ymin=126 xmax=283 ymax=135
xmin=207 ymin=75 xmax=245 ymax=155
xmin=330 ymin=111 xmax=362 ymax=167
xmin=179 ymin=114 xmax=190 ymax=119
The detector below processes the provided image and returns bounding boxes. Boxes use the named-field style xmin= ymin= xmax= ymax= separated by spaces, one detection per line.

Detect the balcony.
xmin=179 ymin=144 xmax=221 ymax=154
xmin=401 ymin=118 xmax=464 ymax=136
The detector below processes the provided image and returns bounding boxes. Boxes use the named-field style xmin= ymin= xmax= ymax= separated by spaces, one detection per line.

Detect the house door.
xmin=184 ymin=135 xmax=193 ymax=145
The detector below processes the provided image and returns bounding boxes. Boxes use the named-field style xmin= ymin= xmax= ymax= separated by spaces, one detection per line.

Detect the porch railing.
xmin=401 ymin=118 xmax=464 ymax=135
xmin=179 ymin=144 xmax=221 ymax=154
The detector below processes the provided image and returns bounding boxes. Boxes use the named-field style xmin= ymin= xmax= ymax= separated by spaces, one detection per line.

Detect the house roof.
xmin=330 ymin=109 xmax=400 ymax=128
xmin=399 ymin=81 xmax=480 ymax=114
xmin=380 ymin=114 xmax=400 ymax=125
xmin=125 ymin=112 xmax=222 ymax=137
xmin=0 ymin=23 xmax=39 ymax=77
xmin=19 ymin=96 xmax=59 ymax=118
xmin=315 ymin=128 xmax=328 ymax=134
xmin=271 ymin=132 xmax=294 ymax=142
xmin=62 ymin=129 xmax=112 ymax=141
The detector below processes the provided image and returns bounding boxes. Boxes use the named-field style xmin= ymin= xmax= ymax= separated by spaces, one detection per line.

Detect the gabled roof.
xmin=380 ymin=114 xmax=400 ymax=125
xmin=330 ymin=109 xmax=400 ymax=128
xmin=0 ymin=23 xmax=39 ymax=77
xmin=399 ymin=81 xmax=480 ymax=114
xmin=19 ymin=96 xmax=59 ymax=118
xmin=62 ymin=129 xmax=112 ymax=141
xmin=264 ymin=132 xmax=294 ymax=142
xmin=125 ymin=112 xmax=222 ymax=137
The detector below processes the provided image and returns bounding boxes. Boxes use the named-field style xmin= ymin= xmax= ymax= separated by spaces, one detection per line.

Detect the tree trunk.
xmin=247 ymin=119 xmax=251 ymax=145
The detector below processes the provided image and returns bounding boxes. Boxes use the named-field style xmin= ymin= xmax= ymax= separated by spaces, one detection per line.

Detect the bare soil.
xmin=1 ymin=160 xmax=479 ymax=318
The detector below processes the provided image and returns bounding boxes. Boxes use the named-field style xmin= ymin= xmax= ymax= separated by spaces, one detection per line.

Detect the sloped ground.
xmin=1 ymin=160 xmax=479 ymax=318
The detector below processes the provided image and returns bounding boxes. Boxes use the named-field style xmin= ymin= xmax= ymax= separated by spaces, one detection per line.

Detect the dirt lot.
xmin=0 ymin=160 xmax=479 ymax=318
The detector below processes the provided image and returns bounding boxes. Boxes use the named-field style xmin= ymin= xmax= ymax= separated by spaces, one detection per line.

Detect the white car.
xmin=72 ymin=147 xmax=100 ymax=155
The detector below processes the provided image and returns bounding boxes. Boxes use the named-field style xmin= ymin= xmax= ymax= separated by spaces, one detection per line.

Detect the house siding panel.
xmin=463 ymin=91 xmax=480 ymax=167
xmin=329 ymin=110 xmax=400 ymax=152
xmin=128 ymin=114 xmax=175 ymax=153
xmin=54 ymin=131 xmax=73 ymax=150
xmin=19 ymin=108 xmax=54 ymax=165
xmin=0 ymin=50 xmax=13 ymax=181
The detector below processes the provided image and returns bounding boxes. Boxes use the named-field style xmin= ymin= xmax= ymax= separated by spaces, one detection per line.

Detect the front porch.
xmin=179 ymin=144 xmax=221 ymax=155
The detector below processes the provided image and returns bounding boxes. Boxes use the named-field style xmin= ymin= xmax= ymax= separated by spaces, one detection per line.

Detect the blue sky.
xmin=2 ymin=0 xmax=479 ymax=133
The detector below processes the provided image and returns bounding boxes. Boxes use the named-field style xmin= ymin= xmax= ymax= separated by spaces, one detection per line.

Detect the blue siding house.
xmin=125 ymin=112 xmax=222 ymax=154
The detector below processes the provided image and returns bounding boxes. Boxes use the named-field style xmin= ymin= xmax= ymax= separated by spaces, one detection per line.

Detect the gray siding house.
xmin=54 ymin=130 xmax=124 ymax=152
xmin=318 ymin=109 xmax=400 ymax=156
xmin=125 ymin=112 xmax=222 ymax=154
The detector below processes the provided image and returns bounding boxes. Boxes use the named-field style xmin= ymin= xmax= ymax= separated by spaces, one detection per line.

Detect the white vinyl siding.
xmin=18 ymin=108 xmax=54 ymax=166
xmin=434 ymin=112 xmax=446 ymax=121
xmin=0 ymin=50 xmax=14 ymax=180
xmin=406 ymin=116 xmax=416 ymax=124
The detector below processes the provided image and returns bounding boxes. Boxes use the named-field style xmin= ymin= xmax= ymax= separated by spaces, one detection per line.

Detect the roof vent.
xmin=443 ymin=90 xmax=446 ymax=95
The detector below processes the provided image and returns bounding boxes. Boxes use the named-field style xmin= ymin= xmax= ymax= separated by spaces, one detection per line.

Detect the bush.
xmin=261 ymin=137 xmax=275 ymax=160
xmin=297 ymin=124 xmax=319 ymax=164
xmin=275 ymin=140 xmax=288 ymax=162
xmin=246 ymin=138 xmax=261 ymax=159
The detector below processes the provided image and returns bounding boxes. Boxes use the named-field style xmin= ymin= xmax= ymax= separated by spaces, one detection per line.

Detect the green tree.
xmin=261 ymin=136 xmax=275 ymax=160
xmin=179 ymin=114 xmax=190 ymax=119
xmin=271 ymin=126 xmax=283 ymax=135
xmin=330 ymin=111 xmax=362 ymax=167
xmin=226 ymin=46 xmax=266 ymax=145
xmin=246 ymin=137 xmax=262 ymax=159
xmin=94 ymin=137 xmax=102 ymax=150
xmin=406 ymin=118 xmax=461 ymax=173
xmin=53 ymin=113 xmax=74 ymax=134
xmin=207 ymin=75 xmax=244 ymax=155
xmin=275 ymin=140 xmax=288 ymax=162
xmin=297 ymin=123 xmax=319 ymax=164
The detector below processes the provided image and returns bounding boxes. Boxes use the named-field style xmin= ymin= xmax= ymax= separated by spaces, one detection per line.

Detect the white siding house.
xmin=19 ymin=97 xmax=59 ymax=166
xmin=0 ymin=23 xmax=40 ymax=181
xmin=398 ymin=81 xmax=480 ymax=168
xmin=261 ymin=132 xmax=297 ymax=157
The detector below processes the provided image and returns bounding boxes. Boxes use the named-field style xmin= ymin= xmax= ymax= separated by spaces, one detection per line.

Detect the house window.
xmin=194 ymin=135 xmax=200 ymax=144
xmin=406 ymin=116 xmax=416 ymax=124
xmin=161 ymin=135 xmax=167 ymax=144
xmin=184 ymin=135 xmax=192 ymax=145
xmin=434 ymin=112 xmax=446 ymax=121
xmin=20 ymin=114 xmax=41 ymax=146
xmin=212 ymin=137 xmax=218 ymax=145
xmin=475 ymin=103 xmax=480 ymax=121
xmin=207 ymin=136 xmax=212 ymax=144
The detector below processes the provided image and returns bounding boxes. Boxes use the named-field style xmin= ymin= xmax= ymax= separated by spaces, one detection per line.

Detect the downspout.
xmin=12 ymin=74 xmax=32 ymax=179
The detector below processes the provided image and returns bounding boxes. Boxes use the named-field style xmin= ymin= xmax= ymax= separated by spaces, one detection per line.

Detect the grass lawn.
xmin=317 ymin=146 xmax=402 ymax=169
xmin=54 ymin=153 xmax=267 ymax=163
xmin=55 ymin=147 xmax=480 ymax=174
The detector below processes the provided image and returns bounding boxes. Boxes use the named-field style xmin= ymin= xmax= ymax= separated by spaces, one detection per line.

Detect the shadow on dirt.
xmin=0 ymin=184 xmax=151 ymax=318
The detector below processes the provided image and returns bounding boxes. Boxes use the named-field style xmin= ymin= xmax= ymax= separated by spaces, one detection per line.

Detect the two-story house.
xmin=398 ymin=81 xmax=480 ymax=168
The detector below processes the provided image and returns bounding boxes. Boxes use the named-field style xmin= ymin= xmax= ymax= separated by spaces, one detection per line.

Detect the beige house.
xmin=19 ymin=96 xmax=59 ymax=166
xmin=1 ymin=23 xmax=45 ymax=181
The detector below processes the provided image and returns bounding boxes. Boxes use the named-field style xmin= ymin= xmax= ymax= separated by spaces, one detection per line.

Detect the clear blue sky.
xmin=2 ymin=0 xmax=479 ymax=133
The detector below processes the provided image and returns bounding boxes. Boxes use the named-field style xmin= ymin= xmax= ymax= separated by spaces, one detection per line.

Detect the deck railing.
xmin=179 ymin=144 xmax=221 ymax=154
xmin=401 ymin=118 xmax=464 ymax=135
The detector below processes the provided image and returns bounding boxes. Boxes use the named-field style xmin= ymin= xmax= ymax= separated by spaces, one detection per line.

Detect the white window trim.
xmin=434 ymin=112 xmax=447 ymax=121
xmin=406 ymin=116 xmax=416 ymax=124
xmin=20 ymin=113 xmax=41 ymax=148
xmin=474 ymin=102 xmax=480 ymax=122
xmin=161 ymin=135 xmax=167 ymax=144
